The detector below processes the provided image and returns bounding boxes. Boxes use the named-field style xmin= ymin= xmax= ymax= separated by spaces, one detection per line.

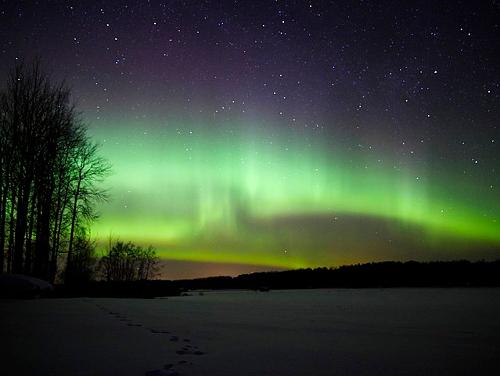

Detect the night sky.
xmin=1 ymin=1 xmax=499 ymax=278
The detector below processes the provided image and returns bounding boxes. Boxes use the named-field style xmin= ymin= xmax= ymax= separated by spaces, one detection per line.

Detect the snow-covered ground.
xmin=1 ymin=288 xmax=499 ymax=375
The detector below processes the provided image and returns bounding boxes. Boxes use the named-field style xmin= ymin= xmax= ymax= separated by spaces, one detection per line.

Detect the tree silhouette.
xmin=99 ymin=241 xmax=159 ymax=282
xmin=63 ymin=231 xmax=98 ymax=285
xmin=65 ymin=140 xmax=110 ymax=283
xmin=0 ymin=60 xmax=110 ymax=282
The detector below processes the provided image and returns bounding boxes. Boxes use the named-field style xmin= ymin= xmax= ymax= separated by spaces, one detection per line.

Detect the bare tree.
xmin=64 ymin=229 xmax=98 ymax=285
xmin=0 ymin=60 xmax=110 ymax=281
xmin=99 ymin=241 xmax=158 ymax=282
xmin=65 ymin=140 xmax=110 ymax=283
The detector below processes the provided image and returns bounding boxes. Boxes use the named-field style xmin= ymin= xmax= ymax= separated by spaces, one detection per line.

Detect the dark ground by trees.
xmin=0 ymin=60 xmax=110 ymax=283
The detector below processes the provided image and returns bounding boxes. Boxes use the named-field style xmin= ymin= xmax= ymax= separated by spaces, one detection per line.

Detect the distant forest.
xmin=175 ymin=260 xmax=500 ymax=290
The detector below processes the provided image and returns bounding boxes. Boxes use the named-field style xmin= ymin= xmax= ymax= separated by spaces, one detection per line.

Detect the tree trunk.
xmin=65 ymin=176 xmax=81 ymax=283
xmin=34 ymin=198 xmax=51 ymax=280
xmin=0 ymin=176 xmax=5 ymax=273
xmin=24 ymin=195 xmax=37 ymax=275
xmin=49 ymin=180 xmax=69 ymax=283
xmin=6 ymin=188 xmax=16 ymax=274
xmin=13 ymin=180 xmax=31 ymax=274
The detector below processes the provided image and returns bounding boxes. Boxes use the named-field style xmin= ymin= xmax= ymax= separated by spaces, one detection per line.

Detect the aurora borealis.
xmin=88 ymin=114 xmax=499 ymax=272
xmin=1 ymin=1 xmax=499 ymax=277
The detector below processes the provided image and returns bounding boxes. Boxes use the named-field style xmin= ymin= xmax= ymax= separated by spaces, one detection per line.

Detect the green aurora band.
xmin=89 ymin=117 xmax=500 ymax=269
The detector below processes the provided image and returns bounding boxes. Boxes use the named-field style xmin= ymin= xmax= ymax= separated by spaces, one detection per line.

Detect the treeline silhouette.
xmin=55 ymin=260 xmax=500 ymax=298
xmin=174 ymin=260 xmax=500 ymax=291
xmin=0 ymin=60 xmax=110 ymax=283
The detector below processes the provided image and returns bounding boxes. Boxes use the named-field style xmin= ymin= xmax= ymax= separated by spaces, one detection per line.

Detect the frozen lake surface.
xmin=1 ymin=288 xmax=499 ymax=375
